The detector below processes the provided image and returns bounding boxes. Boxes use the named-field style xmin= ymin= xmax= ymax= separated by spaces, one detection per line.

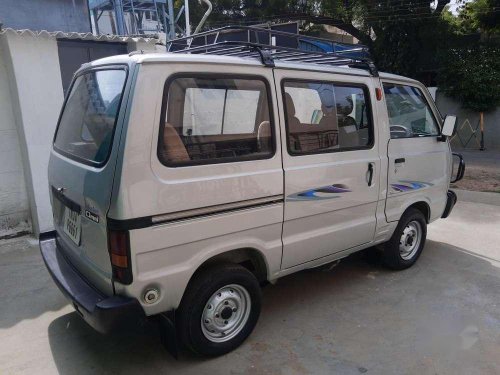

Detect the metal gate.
xmin=57 ymin=39 xmax=128 ymax=93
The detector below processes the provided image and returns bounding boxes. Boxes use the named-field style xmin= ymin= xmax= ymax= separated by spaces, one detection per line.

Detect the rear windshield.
xmin=54 ymin=69 xmax=127 ymax=166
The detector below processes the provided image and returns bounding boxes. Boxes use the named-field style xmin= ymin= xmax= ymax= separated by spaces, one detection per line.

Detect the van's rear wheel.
xmin=177 ymin=263 xmax=261 ymax=356
xmin=382 ymin=208 xmax=427 ymax=270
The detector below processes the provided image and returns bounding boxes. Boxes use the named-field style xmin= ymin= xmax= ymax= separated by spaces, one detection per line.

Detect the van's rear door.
xmin=48 ymin=66 xmax=129 ymax=296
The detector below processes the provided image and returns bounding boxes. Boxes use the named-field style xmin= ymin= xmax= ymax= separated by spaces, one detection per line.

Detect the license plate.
xmin=63 ymin=206 xmax=81 ymax=245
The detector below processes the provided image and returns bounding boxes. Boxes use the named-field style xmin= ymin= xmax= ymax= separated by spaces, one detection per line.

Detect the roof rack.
xmin=166 ymin=26 xmax=378 ymax=76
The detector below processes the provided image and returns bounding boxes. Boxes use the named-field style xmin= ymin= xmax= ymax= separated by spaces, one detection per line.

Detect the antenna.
xmin=193 ymin=0 xmax=213 ymax=35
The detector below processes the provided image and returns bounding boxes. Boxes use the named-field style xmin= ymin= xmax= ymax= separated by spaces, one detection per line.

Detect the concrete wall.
xmin=0 ymin=29 xmax=157 ymax=237
xmin=0 ymin=30 xmax=65 ymax=236
xmin=435 ymin=91 xmax=500 ymax=150
xmin=0 ymin=41 xmax=31 ymax=237
xmin=0 ymin=0 xmax=91 ymax=33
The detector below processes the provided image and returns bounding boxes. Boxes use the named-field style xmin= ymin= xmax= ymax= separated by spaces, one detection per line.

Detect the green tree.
xmin=464 ymin=0 xmax=500 ymax=36
xmin=185 ymin=0 xmax=454 ymax=79
xmin=439 ymin=45 xmax=500 ymax=113
xmin=441 ymin=0 xmax=500 ymax=36
xmin=438 ymin=1 xmax=499 ymax=149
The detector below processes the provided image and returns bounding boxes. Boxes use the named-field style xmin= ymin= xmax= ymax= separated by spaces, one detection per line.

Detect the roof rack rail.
xmin=166 ymin=25 xmax=378 ymax=76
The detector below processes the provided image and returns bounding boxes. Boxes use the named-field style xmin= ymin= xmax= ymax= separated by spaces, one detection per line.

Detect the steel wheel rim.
xmin=399 ymin=220 xmax=422 ymax=260
xmin=201 ymin=284 xmax=251 ymax=343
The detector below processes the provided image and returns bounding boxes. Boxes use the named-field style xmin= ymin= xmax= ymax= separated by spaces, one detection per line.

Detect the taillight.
xmin=108 ymin=229 xmax=132 ymax=284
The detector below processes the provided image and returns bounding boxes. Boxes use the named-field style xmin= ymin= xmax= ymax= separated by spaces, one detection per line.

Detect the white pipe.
xmin=185 ymin=0 xmax=191 ymax=36
xmin=193 ymin=0 xmax=212 ymax=35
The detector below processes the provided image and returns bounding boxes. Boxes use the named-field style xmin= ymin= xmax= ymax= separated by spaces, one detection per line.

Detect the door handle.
xmin=395 ymin=158 xmax=406 ymax=164
xmin=367 ymin=163 xmax=374 ymax=186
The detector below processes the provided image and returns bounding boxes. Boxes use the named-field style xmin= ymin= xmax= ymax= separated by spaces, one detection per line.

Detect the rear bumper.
xmin=39 ymin=231 xmax=144 ymax=334
xmin=441 ymin=190 xmax=457 ymax=219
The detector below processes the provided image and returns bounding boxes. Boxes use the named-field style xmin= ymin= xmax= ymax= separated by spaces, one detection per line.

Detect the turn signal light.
xmin=108 ymin=229 xmax=132 ymax=284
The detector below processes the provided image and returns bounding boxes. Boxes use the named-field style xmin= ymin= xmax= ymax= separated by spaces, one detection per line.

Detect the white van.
xmin=40 ymin=27 xmax=464 ymax=356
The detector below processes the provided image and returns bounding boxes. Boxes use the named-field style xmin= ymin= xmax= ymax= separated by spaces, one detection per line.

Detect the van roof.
xmin=87 ymin=52 xmax=418 ymax=84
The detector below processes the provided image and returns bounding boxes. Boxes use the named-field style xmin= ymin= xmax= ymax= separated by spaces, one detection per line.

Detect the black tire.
xmin=382 ymin=208 xmax=427 ymax=270
xmin=176 ymin=263 xmax=261 ymax=356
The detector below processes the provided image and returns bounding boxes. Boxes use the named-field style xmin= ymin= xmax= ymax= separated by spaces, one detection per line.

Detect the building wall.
xmin=0 ymin=42 xmax=31 ymax=237
xmin=0 ymin=30 xmax=65 ymax=237
xmin=0 ymin=29 xmax=157 ymax=237
xmin=321 ymin=26 xmax=358 ymax=44
xmin=0 ymin=0 xmax=91 ymax=33
xmin=435 ymin=91 xmax=500 ymax=150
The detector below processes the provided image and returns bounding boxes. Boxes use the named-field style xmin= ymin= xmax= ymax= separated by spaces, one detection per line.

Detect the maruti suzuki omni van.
xmin=39 ymin=26 xmax=464 ymax=357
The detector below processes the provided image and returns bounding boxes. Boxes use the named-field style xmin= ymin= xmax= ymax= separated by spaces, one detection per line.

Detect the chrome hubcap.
xmin=201 ymin=284 xmax=251 ymax=343
xmin=399 ymin=220 xmax=422 ymax=260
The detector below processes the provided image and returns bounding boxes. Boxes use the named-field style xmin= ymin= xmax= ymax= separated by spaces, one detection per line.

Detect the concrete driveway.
xmin=1 ymin=200 xmax=499 ymax=375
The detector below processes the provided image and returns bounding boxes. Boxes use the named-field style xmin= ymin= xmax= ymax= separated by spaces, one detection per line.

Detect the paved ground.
xmin=1 ymin=200 xmax=499 ymax=375
xmin=451 ymin=150 xmax=500 ymax=193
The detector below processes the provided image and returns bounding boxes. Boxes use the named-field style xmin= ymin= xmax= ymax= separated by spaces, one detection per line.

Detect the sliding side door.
xmin=274 ymin=69 xmax=381 ymax=269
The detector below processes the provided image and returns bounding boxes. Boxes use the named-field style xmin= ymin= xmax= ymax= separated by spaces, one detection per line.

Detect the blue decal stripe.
xmin=391 ymin=180 xmax=433 ymax=193
xmin=287 ymin=184 xmax=351 ymax=201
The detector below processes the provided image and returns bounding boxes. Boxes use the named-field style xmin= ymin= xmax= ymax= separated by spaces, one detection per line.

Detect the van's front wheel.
xmin=177 ymin=264 xmax=261 ymax=356
xmin=382 ymin=208 xmax=427 ymax=270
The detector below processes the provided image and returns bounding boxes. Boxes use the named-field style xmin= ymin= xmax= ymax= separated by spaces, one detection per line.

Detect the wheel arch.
xmin=145 ymin=240 xmax=277 ymax=314
xmin=407 ymin=201 xmax=431 ymax=223
xmin=188 ymin=247 xmax=270 ymax=287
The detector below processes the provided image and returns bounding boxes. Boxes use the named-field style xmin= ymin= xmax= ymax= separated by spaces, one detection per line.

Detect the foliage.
xmin=438 ymin=45 xmax=500 ymax=112
xmin=442 ymin=0 xmax=500 ymax=36
xmin=462 ymin=0 xmax=500 ymax=35
xmin=182 ymin=0 xmax=454 ymax=79
xmin=180 ymin=0 xmax=499 ymax=87
xmin=438 ymin=0 xmax=500 ymax=112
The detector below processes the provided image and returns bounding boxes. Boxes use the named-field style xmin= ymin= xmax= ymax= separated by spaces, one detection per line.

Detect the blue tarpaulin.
xmin=300 ymin=38 xmax=370 ymax=59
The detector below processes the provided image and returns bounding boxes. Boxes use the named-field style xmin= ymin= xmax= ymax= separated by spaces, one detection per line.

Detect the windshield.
xmin=54 ymin=69 xmax=127 ymax=165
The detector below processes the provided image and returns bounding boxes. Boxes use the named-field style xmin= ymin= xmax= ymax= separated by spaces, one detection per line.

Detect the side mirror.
xmin=451 ymin=153 xmax=465 ymax=183
xmin=441 ymin=115 xmax=457 ymax=137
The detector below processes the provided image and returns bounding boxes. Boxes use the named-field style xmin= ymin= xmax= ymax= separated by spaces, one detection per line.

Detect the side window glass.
xmin=334 ymin=85 xmax=371 ymax=148
xmin=182 ymin=88 xmax=224 ymax=135
xmin=224 ymin=90 xmax=260 ymax=134
xmin=159 ymin=76 xmax=274 ymax=166
xmin=383 ymin=83 xmax=440 ymax=139
xmin=283 ymin=81 xmax=372 ymax=155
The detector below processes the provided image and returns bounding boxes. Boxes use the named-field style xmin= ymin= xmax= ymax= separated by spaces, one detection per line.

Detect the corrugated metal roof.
xmin=0 ymin=28 xmax=158 ymax=45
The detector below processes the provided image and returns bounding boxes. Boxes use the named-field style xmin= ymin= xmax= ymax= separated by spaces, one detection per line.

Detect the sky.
xmin=439 ymin=0 xmax=473 ymax=14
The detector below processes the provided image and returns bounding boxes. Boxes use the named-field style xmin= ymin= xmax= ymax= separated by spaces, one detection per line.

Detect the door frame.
xmin=273 ymin=67 xmax=383 ymax=270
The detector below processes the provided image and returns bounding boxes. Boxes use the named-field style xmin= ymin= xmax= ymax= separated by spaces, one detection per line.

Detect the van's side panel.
xmin=109 ymin=62 xmax=283 ymax=219
xmin=111 ymin=62 xmax=284 ymax=314
xmin=118 ymin=205 xmax=283 ymax=314
xmin=385 ymin=138 xmax=450 ymax=222
xmin=371 ymin=77 xmax=395 ymax=243
xmin=275 ymin=69 xmax=381 ymax=269
xmin=382 ymin=79 xmax=451 ymax=223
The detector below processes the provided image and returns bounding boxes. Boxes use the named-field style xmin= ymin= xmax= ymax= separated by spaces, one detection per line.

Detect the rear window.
xmin=54 ymin=68 xmax=127 ymax=166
